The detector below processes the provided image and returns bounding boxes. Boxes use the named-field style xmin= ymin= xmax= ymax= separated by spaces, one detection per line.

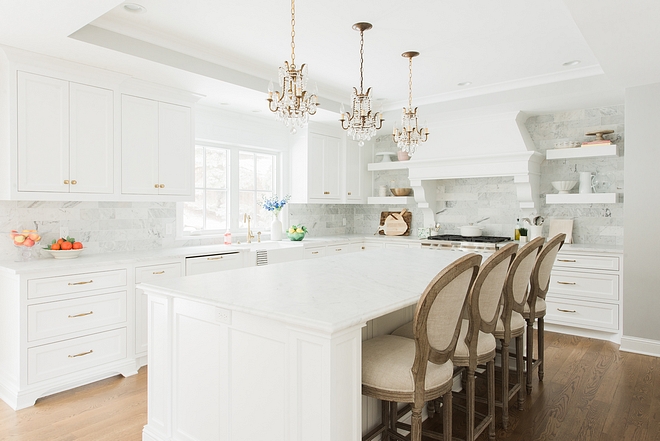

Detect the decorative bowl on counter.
xmin=551 ymin=180 xmax=578 ymax=194
xmin=287 ymin=225 xmax=307 ymax=241
xmin=44 ymin=249 xmax=84 ymax=259
xmin=390 ymin=188 xmax=412 ymax=196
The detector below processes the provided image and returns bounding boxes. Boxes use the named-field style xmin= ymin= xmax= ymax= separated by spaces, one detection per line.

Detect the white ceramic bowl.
xmin=45 ymin=249 xmax=84 ymax=259
xmin=460 ymin=225 xmax=483 ymax=237
xmin=551 ymin=180 xmax=578 ymax=194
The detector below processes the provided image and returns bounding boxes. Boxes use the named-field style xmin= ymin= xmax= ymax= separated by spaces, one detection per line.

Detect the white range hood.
xmin=405 ymin=111 xmax=543 ymax=227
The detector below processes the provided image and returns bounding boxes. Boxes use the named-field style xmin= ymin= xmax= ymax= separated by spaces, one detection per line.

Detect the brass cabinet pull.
xmin=153 ymin=270 xmax=165 ymax=274
xmin=558 ymin=259 xmax=576 ymax=262
xmin=71 ymin=180 xmax=77 ymax=185
xmin=347 ymin=192 xmax=352 ymax=195
xmin=64 ymin=180 xmax=70 ymax=184
xmin=323 ymin=191 xmax=330 ymax=195
xmin=154 ymin=184 xmax=159 ymax=188
xmin=68 ymin=349 xmax=93 ymax=358
xmin=557 ymin=308 xmax=577 ymax=313
xmin=68 ymin=280 xmax=93 ymax=286
xmin=557 ymin=281 xmax=577 ymax=285
xmin=335 ymin=248 xmax=342 ymax=252
xmin=311 ymin=251 xmax=319 ymax=255
xmin=207 ymin=256 xmax=224 ymax=260
xmin=68 ymin=311 xmax=93 ymax=318
xmin=159 ymin=184 xmax=165 ymax=188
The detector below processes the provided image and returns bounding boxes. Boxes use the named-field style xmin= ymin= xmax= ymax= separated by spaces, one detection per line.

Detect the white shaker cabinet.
xmin=17 ymin=72 xmax=114 ymax=194
xmin=345 ymin=140 xmax=371 ymax=203
xmin=121 ymin=94 xmax=192 ymax=197
xmin=291 ymin=129 xmax=342 ymax=203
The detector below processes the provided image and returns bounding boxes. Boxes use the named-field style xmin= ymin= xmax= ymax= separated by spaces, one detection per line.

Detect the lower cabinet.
xmin=134 ymin=261 xmax=183 ymax=360
xmin=0 ymin=267 xmax=137 ymax=410
xmin=545 ymin=250 xmax=622 ymax=338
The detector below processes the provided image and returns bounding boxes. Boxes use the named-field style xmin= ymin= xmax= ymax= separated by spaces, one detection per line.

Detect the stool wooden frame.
xmin=524 ymin=233 xmax=566 ymax=394
xmin=361 ymin=253 xmax=482 ymax=441
xmin=493 ymin=237 xmax=544 ymax=428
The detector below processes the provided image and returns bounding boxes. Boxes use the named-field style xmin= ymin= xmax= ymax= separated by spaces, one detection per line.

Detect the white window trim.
xmin=176 ymin=139 xmax=286 ymax=240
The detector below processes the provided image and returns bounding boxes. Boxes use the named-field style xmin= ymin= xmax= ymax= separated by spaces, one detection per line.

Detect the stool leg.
xmin=411 ymin=404 xmax=423 ymax=441
xmin=516 ymin=335 xmax=525 ymax=411
xmin=488 ymin=360 xmax=496 ymax=441
xmin=526 ymin=318 xmax=533 ymax=395
xmin=443 ymin=390 xmax=452 ymax=441
xmin=538 ymin=317 xmax=545 ymax=381
xmin=501 ymin=339 xmax=510 ymax=429
xmin=466 ymin=368 xmax=475 ymax=441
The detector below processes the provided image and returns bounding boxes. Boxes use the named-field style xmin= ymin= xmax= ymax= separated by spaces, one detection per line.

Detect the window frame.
xmin=178 ymin=140 xmax=282 ymax=238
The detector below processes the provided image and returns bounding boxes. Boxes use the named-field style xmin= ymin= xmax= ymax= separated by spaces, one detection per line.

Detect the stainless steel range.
xmin=422 ymin=234 xmax=513 ymax=253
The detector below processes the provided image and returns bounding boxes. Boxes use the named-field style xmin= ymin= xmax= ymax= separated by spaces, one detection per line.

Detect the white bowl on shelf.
xmin=551 ymin=180 xmax=578 ymax=194
xmin=44 ymin=249 xmax=84 ymax=259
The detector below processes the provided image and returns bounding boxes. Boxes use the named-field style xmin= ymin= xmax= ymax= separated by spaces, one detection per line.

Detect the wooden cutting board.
xmin=378 ymin=210 xmax=412 ymax=236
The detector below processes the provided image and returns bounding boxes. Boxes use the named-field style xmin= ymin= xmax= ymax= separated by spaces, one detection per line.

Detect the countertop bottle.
xmin=224 ymin=229 xmax=232 ymax=245
xmin=514 ymin=218 xmax=521 ymax=241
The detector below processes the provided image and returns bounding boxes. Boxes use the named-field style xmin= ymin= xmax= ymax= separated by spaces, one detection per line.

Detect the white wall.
xmin=622 ymin=83 xmax=660 ymax=342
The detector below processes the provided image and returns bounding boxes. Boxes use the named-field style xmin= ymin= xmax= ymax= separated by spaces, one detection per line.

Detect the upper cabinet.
xmin=290 ymin=124 xmax=371 ymax=204
xmin=17 ymin=72 xmax=114 ymax=194
xmin=121 ymin=95 xmax=192 ymax=197
xmin=0 ymin=47 xmax=199 ymax=201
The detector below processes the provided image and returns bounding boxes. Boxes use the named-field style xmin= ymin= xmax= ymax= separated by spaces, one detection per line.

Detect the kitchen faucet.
xmin=243 ymin=214 xmax=255 ymax=243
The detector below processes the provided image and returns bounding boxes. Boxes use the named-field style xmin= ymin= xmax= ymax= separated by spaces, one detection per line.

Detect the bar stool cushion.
xmin=495 ymin=311 xmax=525 ymax=337
xmin=522 ymin=297 xmax=546 ymax=318
xmin=452 ymin=319 xmax=497 ymax=365
xmin=363 ymin=335 xmax=454 ymax=396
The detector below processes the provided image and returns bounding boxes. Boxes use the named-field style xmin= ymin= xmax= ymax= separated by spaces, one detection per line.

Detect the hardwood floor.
xmin=0 ymin=367 xmax=147 ymax=441
xmin=0 ymin=332 xmax=658 ymax=440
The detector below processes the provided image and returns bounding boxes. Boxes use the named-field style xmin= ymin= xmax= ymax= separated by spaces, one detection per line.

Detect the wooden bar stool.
xmin=361 ymin=253 xmax=482 ymax=441
xmin=523 ymin=233 xmax=566 ymax=394
xmin=493 ymin=236 xmax=544 ymax=428
xmin=393 ymin=243 xmax=517 ymax=441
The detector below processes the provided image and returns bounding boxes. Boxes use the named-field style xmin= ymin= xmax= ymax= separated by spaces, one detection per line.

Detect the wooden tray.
xmin=378 ymin=210 xmax=412 ymax=236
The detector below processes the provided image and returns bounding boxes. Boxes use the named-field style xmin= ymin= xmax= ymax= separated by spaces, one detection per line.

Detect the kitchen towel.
xmin=548 ymin=219 xmax=573 ymax=244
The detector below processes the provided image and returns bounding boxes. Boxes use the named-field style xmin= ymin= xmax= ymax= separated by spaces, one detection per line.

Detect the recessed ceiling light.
xmin=457 ymin=82 xmax=472 ymax=87
xmin=563 ymin=60 xmax=581 ymax=66
xmin=123 ymin=3 xmax=147 ymax=13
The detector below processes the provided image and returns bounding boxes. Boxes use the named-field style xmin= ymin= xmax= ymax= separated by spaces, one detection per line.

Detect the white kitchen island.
xmin=140 ymin=248 xmax=463 ymax=441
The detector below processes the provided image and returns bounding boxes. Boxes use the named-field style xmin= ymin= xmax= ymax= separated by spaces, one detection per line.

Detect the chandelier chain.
xmin=408 ymin=56 xmax=413 ymax=109
xmin=290 ymin=0 xmax=296 ymax=66
xmin=359 ymin=29 xmax=365 ymax=94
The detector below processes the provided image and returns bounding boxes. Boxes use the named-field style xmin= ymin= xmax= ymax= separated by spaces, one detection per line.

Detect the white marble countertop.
xmin=140 ymin=248 xmax=463 ymax=334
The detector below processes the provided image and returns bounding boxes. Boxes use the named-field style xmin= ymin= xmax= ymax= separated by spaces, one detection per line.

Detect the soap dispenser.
xmin=224 ymin=229 xmax=232 ymax=245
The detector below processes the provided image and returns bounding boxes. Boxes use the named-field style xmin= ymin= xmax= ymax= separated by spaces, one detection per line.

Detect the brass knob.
xmin=324 ymin=191 xmax=330 ymax=195
xmin=159 ymin=184 xmax=165 ymax=188
xmin=71 ymin=180 xmax=77 ymax=185
xmin=154 ymin=184 xmax=159 ymax=188
xmin=64 ymin=180 xmax=69 ymax=184
xmin=347 ymin=192 xmax=352 ymax=195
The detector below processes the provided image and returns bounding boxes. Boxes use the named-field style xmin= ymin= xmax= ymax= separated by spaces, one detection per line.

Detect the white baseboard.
xmin=544 ymin=323 xmax=621 ymax=344
xmin=620 ymin=335 xmax=660 ymax=357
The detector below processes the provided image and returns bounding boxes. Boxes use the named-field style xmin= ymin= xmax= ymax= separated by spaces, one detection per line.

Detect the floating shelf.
xmin=546 ymin=144 xmax=618 ymax=160
xmin=546 ymin=193 xmax=617 ymax=204
xmin=367 ymin=161 xmax=411 ymax=171
xmin=367 ymin=196 xmax=416 ymax=205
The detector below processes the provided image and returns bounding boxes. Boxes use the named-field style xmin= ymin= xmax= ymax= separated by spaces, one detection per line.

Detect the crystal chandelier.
xmin=339 ymin=22 xmax=383 ymax=146
xmin=267 ymin=0 xmax=319 ymax=133
xmin=392 ymin=51 xmax=429 ymax=156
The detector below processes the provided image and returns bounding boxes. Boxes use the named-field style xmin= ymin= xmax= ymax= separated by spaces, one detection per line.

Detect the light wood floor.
xmin=0 ymin=332 xmax=658 ymax=440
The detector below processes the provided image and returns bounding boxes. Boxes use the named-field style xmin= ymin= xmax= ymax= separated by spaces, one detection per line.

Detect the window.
xmin=182 ymin=143 xmax=278 ymax=236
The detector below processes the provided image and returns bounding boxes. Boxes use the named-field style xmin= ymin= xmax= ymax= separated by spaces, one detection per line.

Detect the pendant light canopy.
xmin=267 ymin=0 xmax=319 ymax=133
xmin=392 ymin=51 xmax=429 ymax=156
xmin=339 ymin=22 xmax=384 ymax=146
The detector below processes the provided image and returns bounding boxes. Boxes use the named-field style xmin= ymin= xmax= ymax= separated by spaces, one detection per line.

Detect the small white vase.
xmin=271 ymin=214 xmax=283 ymax=241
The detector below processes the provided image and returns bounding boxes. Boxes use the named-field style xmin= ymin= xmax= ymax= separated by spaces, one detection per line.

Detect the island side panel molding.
xmin=143 ymin=291 xmax=364 ymax=441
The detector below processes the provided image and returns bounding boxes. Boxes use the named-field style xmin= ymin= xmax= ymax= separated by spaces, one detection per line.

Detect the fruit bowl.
xmin=287 ymin=232 xmax=306 ymax=241
xmin=9 ymin=229 xmax=41 ymax=261
xmin=390 ymin=188 xmax=412 ymax=196
xmin=44 ymin=249 xmax=84 ymax=259
xmin=551 ymin=180 xmax=578 ymax=194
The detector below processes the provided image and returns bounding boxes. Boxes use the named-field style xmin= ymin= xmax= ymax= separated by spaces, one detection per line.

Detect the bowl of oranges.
xmin=44 ymin=237 xmax=84 ymax=259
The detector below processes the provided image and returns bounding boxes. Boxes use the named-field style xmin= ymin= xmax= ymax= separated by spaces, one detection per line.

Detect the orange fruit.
xmin=60 ymin=241 xmax=73 ymax=250
xmin=57 ymin=238 xmax=65 ymax=245
xmin=72 ymin=242 xmax=83 ymax=249
xmin=51 ymin=243 xmax=61 ymax=250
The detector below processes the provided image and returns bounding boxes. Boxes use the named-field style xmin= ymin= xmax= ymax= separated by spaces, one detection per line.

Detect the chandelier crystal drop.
xmin=267 ymin=0 xmax=319 ymax=133
xmin=340 ymin=22 xmax=383 ymax=146
xmin=392 ymin=51 xmax=429 ymax=156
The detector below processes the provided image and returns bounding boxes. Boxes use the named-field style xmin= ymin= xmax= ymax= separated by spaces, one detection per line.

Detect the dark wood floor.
xmin=0 ymin=331 xmax=658 ymax=440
